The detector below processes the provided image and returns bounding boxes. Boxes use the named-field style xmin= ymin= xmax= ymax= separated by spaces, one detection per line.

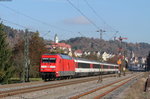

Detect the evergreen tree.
xmin=0 ymin=23 xmax=14 ymax=84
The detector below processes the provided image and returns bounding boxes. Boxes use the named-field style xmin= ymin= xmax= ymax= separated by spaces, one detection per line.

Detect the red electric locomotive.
xmin=40 ymin=54 xmax=75 ymax=81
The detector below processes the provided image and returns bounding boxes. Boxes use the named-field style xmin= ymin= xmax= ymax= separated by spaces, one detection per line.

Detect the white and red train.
xmin=40 ymin=54 xmax=119 ymax=81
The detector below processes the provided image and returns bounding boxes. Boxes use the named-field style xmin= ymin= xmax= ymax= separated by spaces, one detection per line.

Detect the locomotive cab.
xmin=40 ymin=54 xmax=75 ymax=81
xmin=41 ymin=57 xmax=57 ymax=72
xmin=40 ymin=54 xmax=59 ymax=81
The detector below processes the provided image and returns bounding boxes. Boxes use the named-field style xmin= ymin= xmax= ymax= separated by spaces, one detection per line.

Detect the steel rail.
xmin=70 ymin=73 xmax=140 ymax=99
xmin=94 ymin=76 xmax=136 ymax=99
xmin=0 ymin=74 xmax=117 ymax=98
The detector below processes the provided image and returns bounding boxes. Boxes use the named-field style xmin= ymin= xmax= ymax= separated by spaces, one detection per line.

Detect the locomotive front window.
xmin=42 ymin=58 xmax=56 ymax=63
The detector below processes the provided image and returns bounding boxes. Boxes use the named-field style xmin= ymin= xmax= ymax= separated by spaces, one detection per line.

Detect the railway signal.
xmin=117 ymin=36 xmax=128 ymax=76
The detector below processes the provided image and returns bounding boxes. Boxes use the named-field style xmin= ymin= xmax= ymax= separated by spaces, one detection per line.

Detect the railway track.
xmin=70 ymin=73 xmax=143 ymax=99
xmin=0 ymin=74 xmax=117 ymax=98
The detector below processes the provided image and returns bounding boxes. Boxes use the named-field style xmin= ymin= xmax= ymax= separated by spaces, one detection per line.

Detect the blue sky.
xmin=0 ymin=0 xmax=150 ymax=43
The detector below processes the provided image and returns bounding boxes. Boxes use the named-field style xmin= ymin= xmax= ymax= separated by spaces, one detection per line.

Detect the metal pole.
xmin=119 ymin=37 xmax=122 ymax=76
xmin=23 ymin=29 xmax=30 ymax=82
xmin=118 ymin=64 xmax=121 ymax=77
xmin=97 ymin=29 xmax=105 ymax=40
xmin=97 ymin=29 xmax=105 ymax=83
xmin=100 ymin=30 xmax=102 ymax=40
xmin=100 ymin=65 xmax=102 ymax=82
xmin=97 ymin=65 xmax=102 ymax=83
xmin=123 ymin=51 xmax=126 ymax=76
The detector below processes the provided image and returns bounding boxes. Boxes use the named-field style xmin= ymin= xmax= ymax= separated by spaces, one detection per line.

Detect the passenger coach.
xmin=74 ymin=58 xmax=119 ymax=76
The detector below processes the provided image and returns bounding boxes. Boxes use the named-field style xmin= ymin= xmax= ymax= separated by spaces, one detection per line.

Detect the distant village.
xmin=45 ymin=34 xmax=146 ymax=68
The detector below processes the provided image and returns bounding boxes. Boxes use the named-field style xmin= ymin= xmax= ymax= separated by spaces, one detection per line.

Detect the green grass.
xmin=29 ymin=78 xmax=42 ymax=81
xmin=7 ymin=77 xmax=42 ymax=84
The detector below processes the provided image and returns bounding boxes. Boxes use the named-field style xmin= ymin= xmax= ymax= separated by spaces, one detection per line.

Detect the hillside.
xmin=61 ymin=37 xmax=150 ymax=57
xmin=3 ymin=25 xmax=34 ymax=48
xmin=3 ymin=24 xmax=150 ymax=57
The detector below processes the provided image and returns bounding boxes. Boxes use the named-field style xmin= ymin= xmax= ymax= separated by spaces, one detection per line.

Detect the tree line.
xmin=0 ymin=23 xmax=48 ymax=84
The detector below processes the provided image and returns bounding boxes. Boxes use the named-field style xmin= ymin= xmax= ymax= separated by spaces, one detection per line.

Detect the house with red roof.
xmin=50 ymin=42 xmax=72 ymax=52
xmin=45 ymin=34 xmax=72 ymax=55
xmin=74 ymin=49 xmax=83 ymax=57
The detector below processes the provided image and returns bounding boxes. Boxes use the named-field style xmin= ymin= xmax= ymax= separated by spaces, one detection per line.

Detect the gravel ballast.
xmin=2 ymin=73 xmax=139 ymax=99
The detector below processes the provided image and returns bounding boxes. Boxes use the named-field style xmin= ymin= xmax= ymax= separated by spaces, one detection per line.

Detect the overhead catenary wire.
xmin=0 ymin=18 xmax=33 ymax=31
xmin=0 ymin=3 xmax=87 ymax=38
xmin=0 ymin=18 xmax=51 ymax=37
xmin=84 ymin=0 xmax=118 ymax=32
xmin=0 ymin=4 xmax=73 ymax=33
xmin=1 ymin=17 xmax=86 ymax=41
xmin=83 ymin=0 xmax=120 ymax=40
xmin=66 ymin=0 xmax=100 ymax=30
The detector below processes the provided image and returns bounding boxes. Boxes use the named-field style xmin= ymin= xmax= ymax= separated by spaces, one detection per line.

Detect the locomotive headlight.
xmin=41 ymin=66 xmax=47 ymax=68
xmin=50 ymin=66 xmax=56 ymax=68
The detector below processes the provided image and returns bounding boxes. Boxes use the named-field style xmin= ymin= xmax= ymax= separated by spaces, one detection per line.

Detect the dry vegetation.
xmin=62 ymin=37 xmax=150 ymax=57
xmin=124 ymin=72 xmax=150 ymax=99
